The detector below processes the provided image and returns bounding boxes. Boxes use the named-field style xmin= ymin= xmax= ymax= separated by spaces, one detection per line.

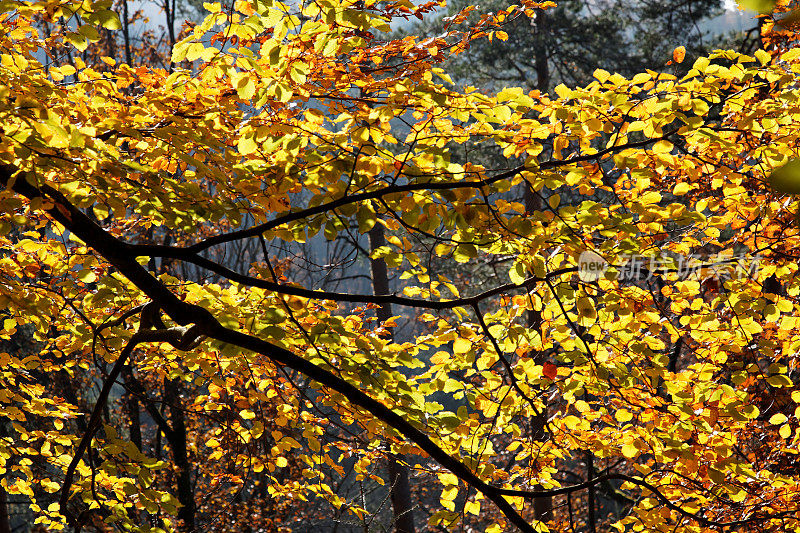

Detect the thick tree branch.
xmin=2 ymin=160 xmax=770 ymax=532
xmin=129 ymin=128 xmax=677 ymax=255
xmin=57 ymin=326 xmax=188 ymax=525
xmin=0 ymin=165 xmax=538 ymax=533
xmin=128 ymin=245 xmax=578 ymax=309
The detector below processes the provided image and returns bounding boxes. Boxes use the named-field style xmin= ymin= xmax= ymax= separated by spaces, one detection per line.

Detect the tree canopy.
xmin=2 ymin=0 xmax=800 ymax=531
xmin=411 ymin=0 xmax=731 ymax=92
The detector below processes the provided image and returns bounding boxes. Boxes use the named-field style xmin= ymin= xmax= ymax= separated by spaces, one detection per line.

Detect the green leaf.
xmin=356 ymin=205 xmax=377 ymax=233
xmin=767 ymin=374 xmax=792 ymax=387
xmin=737 ymin=0 xmax=775 ymax=13
xmin=453 ymin=243 xmax=476 ymax=263
xmin=65 ymin=32 xmax=89 ymax=52
xmin=768 ymin=159 xmax=800 ymax=194
xmin=78 ymin=25 xmax=100 ymax=41
xmin=93 ymin=9 xmax=122 ymax=29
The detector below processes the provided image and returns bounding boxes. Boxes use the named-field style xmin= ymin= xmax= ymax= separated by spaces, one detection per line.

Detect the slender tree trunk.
xmin=0 ymin=422 xmax=9 ymax=533
xmin=0 ymin=482 xmax=9 ymax=533
xmin=528 ymin=16 xmax=554 ymax=521
xmin=163 ymin=0 xmax=176 ymax=71
xmin=164 ymin=378 xmax=195 ymax=531
xmin=164 ymin=0 xmax=176 ymax=47
xmin=122 ymin=0 xmax=132 ymax=66
xmin=586 ymin=450 xmax=596 ymax=533
xmin=368 ymin=223 xmax=416 ymax=533
xmin=534 ymin=10 xmax=549 ymax=93
xmin=524 ymin=187 xmax=553 ymax=523
xmin=120 ymin=367 xmax=144 ymax=525
xmin=123 ymin=367 xmax=142 ymax=451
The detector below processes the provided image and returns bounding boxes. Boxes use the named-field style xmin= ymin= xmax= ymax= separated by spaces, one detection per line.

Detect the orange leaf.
xmin=236 ymin=0 xmax=255 ymax=15
xmin=543 ymin=361 xmax=557 ymax=380
xmin=673 ymin=46 xmax=686 ymax=64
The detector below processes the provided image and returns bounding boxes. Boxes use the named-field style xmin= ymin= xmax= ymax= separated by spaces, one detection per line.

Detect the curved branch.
xmin=2 ymin=158 xmax=770 ymax=532
xmin=127 ymin=244 xmax=577 ymax=309
xmin=131 ymin=127 xmax=677 ymax=255
xmin=0 ymin=164 xmax=536 ymax=532
xmin=58 ymin=327 xmax=186 ymax=524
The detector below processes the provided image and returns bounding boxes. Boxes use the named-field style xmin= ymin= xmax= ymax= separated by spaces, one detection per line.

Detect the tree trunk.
xmin=534 ymin=10 xmax=550 ymax=93
xmin=368 ymin=223 xmax=416 ymax=533
xmin=0 ymin=422 xmax=10 ymax=533
xmin=525 ymin=186 xmax=553 ymax=523
xmin=121 ymin=0 xmax=132 ymax=66
xmin=123 ymin=367 xmax=142 ymax=450
xmin=0 ymin=482 xmax=9 ymax=533
xmin=164 ymin=378 xmax=195 ymax=531
xmin=528 ymin=19 xmax=552 ymax=518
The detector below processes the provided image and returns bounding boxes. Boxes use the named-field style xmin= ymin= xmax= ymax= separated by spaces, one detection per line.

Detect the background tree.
xmin=411 ymin=0 xmax=740 ymax=93
xmin=3 ymin=2 xmax=800 ymax=533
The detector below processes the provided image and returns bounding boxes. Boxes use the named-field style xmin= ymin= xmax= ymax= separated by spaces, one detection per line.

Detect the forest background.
xmin=2 ymin=0 xmax=800 ymax=532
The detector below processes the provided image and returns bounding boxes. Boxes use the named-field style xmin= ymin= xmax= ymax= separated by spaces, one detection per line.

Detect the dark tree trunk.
xmin=164 ymin=378 xmax=195 ymax=531
xmin=534 ymin=10 xmax=550 ymax=93
xmin=0 ymin=482 xmax=9 ymax=533
xmin=368 ymin=223 xmax=416 ymax=533
xmin=123 ymin=367 xmax=142 ymax=451
xmin=526 ymin=25 xmax=552 ymax=518
xmin=0 ymin=422 xmax=9 ymax=533
xmin=586 ymin=450 xmax=596 ymax=533
xmin=121 ymin=0 xmax=132 ymax=66
xmin=525 ymin=186 xmax=553 ymax=523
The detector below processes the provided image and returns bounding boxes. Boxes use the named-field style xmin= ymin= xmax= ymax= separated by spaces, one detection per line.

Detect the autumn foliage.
xmin=2 ymin=0 xmax=800 ymax=531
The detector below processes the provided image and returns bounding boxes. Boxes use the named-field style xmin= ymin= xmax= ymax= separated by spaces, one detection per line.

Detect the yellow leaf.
xmin=672 ymin=46 xmax=686 ymax=64
xmin=622 ymin=444 xmax=638 ymax=459
xmin=185 ymin=42 xmax=206 ymax=62
xmin=431 ymin=351 xmax=450 ymax=365
xmin=465 ymin=499 xmax=481 ymax=515
xmin=593 ymin=69 xmax=610 ymax=83
xmin=554 ymin=84 xmax=571 ymax=99
xmin=236 ymin=0 xmax=255 ymax=15
xmin=615 ymin=409 xmax=633 ymax=423
xmin=769 ymin=413 xmax=788 ymax=425
xmin=729 ymin=487 xmax=747 ymax=502
xmin=652 ymin=140 xmax=674 ymax=153
xmin=238 ymin=135 xmax=258 ymax=155
xmin=574 ymin=400 xmax=590 ymax=413
xmin=453 ymin=338 xmax=471 ymax=354
xmin=441 ymin=486 xmax=457 ymax=501
xmin=437 ymin=472 xmax=458 ymax=486
xmin=673 ymin=182 xmax=691 ymax=195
